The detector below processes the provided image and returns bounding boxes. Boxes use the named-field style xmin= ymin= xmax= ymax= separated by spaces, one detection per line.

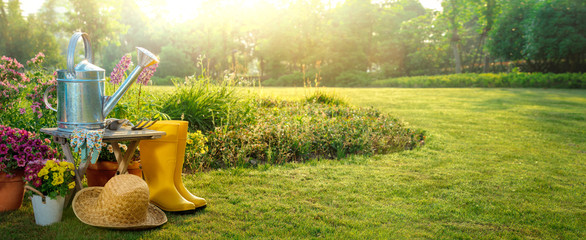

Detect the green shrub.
xmin=370 ymin=73 xmax=586 ymax=88
xmin=334 ymin=70 xmax=371 ymax=87
xmin=262 ymin=72 xmax=304 ymax=86
xmin=0 ymin=53 xmax=57 ymax=133
xmin=185 ymin=100 xmax=425 ymax=171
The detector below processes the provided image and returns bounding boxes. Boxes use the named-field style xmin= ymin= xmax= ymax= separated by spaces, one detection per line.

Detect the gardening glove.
xmin=70 ymin=128 xmax=104 ymax=164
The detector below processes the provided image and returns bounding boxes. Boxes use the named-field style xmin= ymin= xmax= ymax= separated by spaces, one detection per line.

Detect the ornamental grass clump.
xmin=25 ymin=159 xmax=76 ymax=199
xmin=0 ymin=125 xmax=57 ymax=177
xmin=161 ymin=79 xmax=254 ymax=131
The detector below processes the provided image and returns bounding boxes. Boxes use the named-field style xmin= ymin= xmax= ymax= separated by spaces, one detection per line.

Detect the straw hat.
xmin=72 ymin=174 xmax=167 ymax=229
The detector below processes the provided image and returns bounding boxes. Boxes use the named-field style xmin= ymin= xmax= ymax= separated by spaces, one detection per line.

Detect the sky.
xmin=19 ymin=0 xmax=443 ymax=21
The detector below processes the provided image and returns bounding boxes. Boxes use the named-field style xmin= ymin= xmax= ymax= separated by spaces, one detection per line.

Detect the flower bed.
xmin=185 ymin=99 xmax=425 ymax=171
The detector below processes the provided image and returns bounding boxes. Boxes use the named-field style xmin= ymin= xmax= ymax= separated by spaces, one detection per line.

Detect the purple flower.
xmin=25 ymin=154 xmax=34 ymax=163
xmin=16 ymin=157 xmax=26 ymax=167
xmin=110 ymin=54 xmax=132 ymax=85
xmin=137 ymin=63 xmax=158 ymax=86
xmin=33 ymin=139 xmax=42 ymax=147
xmin=34 ymin=152 xmax=43 ymax=161
xmin=18 ymin=129 xmax=28 ymax=137
xmin=19 ymin=108 xmax=26 ymax=114
xmin=0 ymin=144 xmax=7 ymax=155
xmin=32 ymin=178 xmax=42 ymax=187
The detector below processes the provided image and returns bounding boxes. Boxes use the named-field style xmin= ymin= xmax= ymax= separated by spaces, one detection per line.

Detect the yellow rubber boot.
xmin=166 ymin=120 xmax=207 ymax=208
xmin=139 ymin=121 xmax=195 ymax=211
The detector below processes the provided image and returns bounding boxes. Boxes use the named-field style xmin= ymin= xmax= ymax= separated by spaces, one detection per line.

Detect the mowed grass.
xmin=1 ymin=88 xmax=584 ymax=239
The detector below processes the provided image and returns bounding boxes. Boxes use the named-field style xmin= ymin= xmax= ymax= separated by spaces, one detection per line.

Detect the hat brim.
xmin=72 ymin=187 xmax=167 ymax=230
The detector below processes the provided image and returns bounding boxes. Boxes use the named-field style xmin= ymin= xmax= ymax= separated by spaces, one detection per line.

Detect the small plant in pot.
xmin=0 ymin=125 xmax=56 ymax=212
xmin=85 ymin=142 xmax=142 ymax=187
xmin=24 ymin=159 xmax=75 ymax=226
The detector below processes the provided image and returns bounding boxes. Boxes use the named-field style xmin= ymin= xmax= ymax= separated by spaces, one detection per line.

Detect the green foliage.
xmin=66 ymin=0 xmax=127 ymax=53
xmin=186 ymin=100 xmax=425 ymax=171
xmin=334 ymin=70 xmax=371 ymax=87
xmin=155 ymin=45 xmax=196 ymax=78
xmin=371 ymin=73 xmax=586 ymax=88
xmin=105 ymin=80 xmax=169 ymax=123
xmin=3 ymin=0 xmax=585 ymax=88
xmin=305 ymin=90 xmax=348 ymax=106
xmin=0 ymin=0 xmax=64 ymax=66
xmin=490 ymin=0 xmax=586 ymax=72
xmin=263 ymin=72 xmax=304 ymax=87
xmin=0 ymin=53 xmax=57 ymax=133
xmin=160 ymin=79 xmax=254 ymax=132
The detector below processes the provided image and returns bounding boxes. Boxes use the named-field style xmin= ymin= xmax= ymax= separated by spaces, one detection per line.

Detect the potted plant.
xmin=0 ymin=125 xmax=56 ymax=212
xmin=24 ymin=159 xmax=75 ymax=226
xmin=85 ymin=142 xmax=142 ymax=187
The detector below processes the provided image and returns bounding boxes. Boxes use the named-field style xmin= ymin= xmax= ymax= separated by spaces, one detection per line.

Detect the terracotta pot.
xmin=85 ymin=160 xmax=142 ymax=187
xmin=0 ymin=169 xmax=25 ymax=212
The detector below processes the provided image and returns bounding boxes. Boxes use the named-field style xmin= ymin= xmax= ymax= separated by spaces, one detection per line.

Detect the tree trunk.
xmin=452 ymin=39 xmax=462 ymax=74
xmin=483 ymin=55 xmax=490 ymax=73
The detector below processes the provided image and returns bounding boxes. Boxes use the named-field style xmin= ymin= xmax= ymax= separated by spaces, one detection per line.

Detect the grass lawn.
xmin=1 ymin=88 xmax=585 ymax=239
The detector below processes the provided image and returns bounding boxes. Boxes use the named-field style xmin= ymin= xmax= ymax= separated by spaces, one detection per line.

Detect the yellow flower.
xmin=38 ymin=168 xmax=49 ymax=177
xmin=186 ymin=139 xmax=194 ymax=145
xmin=46 ymin=160 xmax=55 ymax=166
xmin=52 ymin=175 xmax=64 ymax=186
xmin=70 ymin=170 xmax=75 ymax=176
xmin=43 ymin=175 xmax=48 ymax=180
xmin=59 ymin=161 xmax=68 ymax=167
xmin=68 ymin=181 xmax=75 ymax=189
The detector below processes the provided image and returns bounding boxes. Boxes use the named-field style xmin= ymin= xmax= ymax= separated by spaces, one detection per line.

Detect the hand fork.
xmin=131 ymin=119 xmax=158 ymax=130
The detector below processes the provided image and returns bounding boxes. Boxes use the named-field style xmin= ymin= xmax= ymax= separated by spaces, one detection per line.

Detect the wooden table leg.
xmin=54 ymin=136 xmax=84 ymax=192
xmin=113 ymin=140 xmax=139 ymax=175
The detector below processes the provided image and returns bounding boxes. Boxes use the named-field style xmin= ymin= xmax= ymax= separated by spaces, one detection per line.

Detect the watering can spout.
xmin=102 ymin=47 xmax=159 ymax=117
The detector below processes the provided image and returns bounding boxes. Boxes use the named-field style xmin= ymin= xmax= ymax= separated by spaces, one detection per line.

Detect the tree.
xmin=375 ymin=0 xmax=427 ymax=77
xmin=66 ymin=0 xmax=127 ymax=64
xmin=523 ymin=0 xmax=586 ymax=72
xmin=489 ymin=0 xmax=586 ymax=72
xmin=156 ymin=44 xmax=196 ymax=78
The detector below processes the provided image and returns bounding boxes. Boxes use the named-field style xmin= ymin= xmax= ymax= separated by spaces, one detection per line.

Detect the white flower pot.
xmin=31 ymin=194 xmax=65 ymax=226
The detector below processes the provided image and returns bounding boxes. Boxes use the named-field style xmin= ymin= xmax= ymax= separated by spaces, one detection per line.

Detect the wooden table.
xmin=40 ymin=127 xmax=166 ymax=191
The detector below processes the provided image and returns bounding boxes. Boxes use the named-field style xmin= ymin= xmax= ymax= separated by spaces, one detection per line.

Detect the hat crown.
xmin=96 ymin=174 xmax=149 ymax=224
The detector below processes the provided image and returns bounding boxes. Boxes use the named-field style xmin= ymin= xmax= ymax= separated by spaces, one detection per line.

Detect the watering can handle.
xmin=43 ymin=85 xmax=57 ymax=112
xmin=66 ymin=32 xmax=93 ymax=78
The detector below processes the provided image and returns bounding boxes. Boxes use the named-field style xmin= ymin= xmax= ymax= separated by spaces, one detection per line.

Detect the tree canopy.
xmin=0 ymin=0 xmax=584 ymax=86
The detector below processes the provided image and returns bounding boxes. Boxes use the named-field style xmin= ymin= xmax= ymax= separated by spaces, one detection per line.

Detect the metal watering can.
xmin=44 ymin=32 xmax=159 ymax=132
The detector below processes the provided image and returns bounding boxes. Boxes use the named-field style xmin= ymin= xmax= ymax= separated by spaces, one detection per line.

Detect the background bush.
xmin=370 ymin=73 xmax=586 ymax=88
